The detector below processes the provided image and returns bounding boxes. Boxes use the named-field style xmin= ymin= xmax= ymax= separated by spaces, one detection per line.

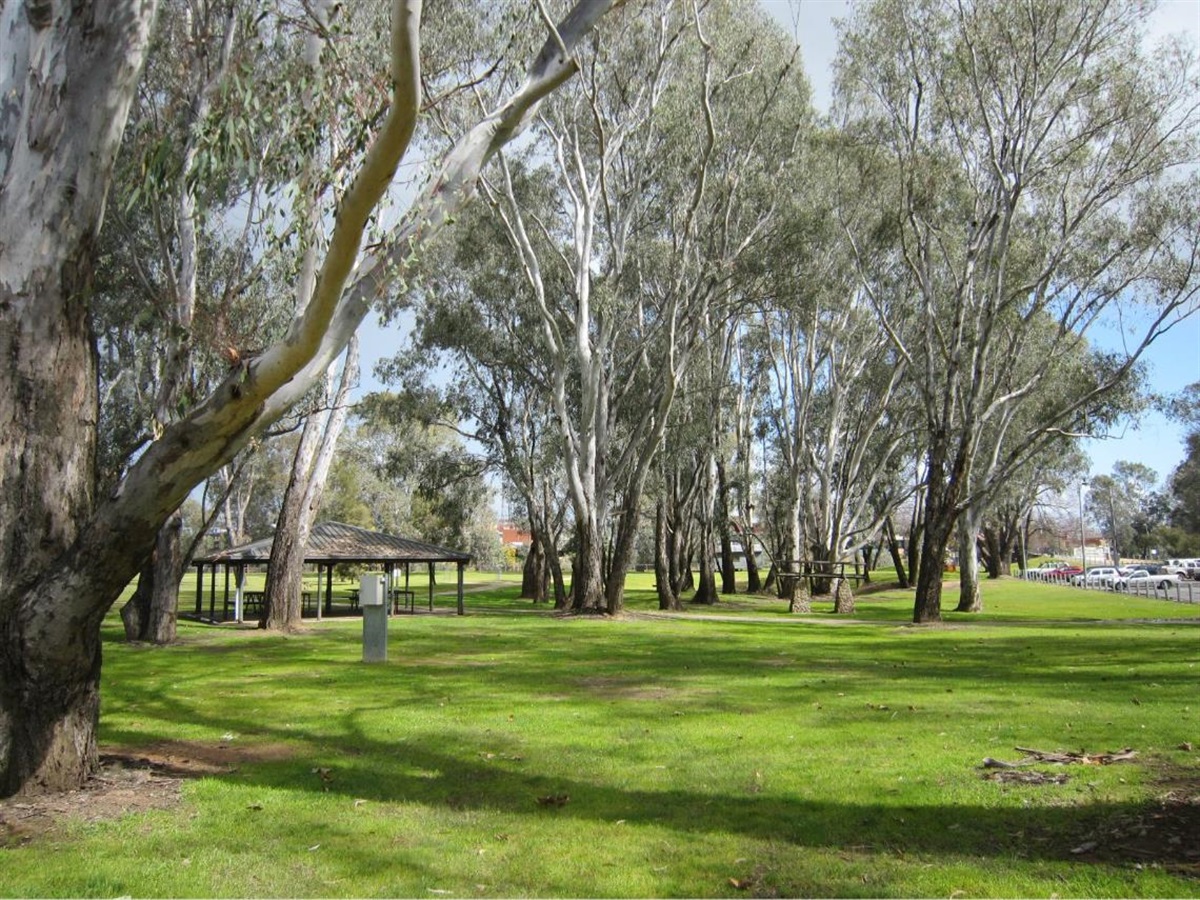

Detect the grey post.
xmin=360 ymin=573 xmax=388 ymax=663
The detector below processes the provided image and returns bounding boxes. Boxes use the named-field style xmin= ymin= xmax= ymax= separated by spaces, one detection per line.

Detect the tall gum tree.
xmin=753 ymin=144 xmax=915 ymax=611
xmin=487 ymin=0 xmax=807 ymax=612
xmin=836 ymin=0 xmax=1200 ymax=623
xmin=0 ymin=0 xmax=620 ymax=797
xmin=384 ymin=196 xmax=573 ymax=607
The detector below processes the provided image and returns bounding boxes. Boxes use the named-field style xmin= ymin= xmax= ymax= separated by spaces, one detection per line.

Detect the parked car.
xmin=1161 ymin=559 xmax=1195 ymax=577
xmin=1054 ymin=565 xmax=1084 ymax=579
xmin=1114 ymin=567 xmax=1180 ymax=591
xmin=1072 ymin=566 xmax=1119 ymax=588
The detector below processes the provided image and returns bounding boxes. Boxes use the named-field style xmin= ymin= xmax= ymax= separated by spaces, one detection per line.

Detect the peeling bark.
xmin=0 ymin=0 xmax=157 ymax=796
xmin=955 ymin=512 xmax=982 ymax=613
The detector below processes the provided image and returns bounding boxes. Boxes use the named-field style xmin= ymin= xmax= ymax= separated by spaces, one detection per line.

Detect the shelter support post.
xmin=457 ymin=562 xmax=465 ymax=616
xmin=234 ymin=565 xmax=245 ymax=622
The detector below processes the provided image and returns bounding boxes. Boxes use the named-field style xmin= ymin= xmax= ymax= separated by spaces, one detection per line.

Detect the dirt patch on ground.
xmin=574 ymin=675 xmax=676 ymax=700
xmin=103 ymin=738 xmax=296 ymax=774
xmin=1074 ymin=790 xmax=1200 ymax=876
xmin=0 ymin=740 xmax=295 ymax=848
xmin=1064 ymin=760 xmax=1200 ymax=878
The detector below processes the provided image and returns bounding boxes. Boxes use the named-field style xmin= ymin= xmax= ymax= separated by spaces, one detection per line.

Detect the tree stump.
xmin=833 ymin=578 xmax=855 ymax=614
xmin=787 ymin=580 xmax=811 ymax=613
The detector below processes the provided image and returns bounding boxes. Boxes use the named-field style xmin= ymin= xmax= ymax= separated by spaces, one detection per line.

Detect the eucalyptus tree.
xmin=0 ymin=0 xmax=620 ymax=796
xmin=752 ymin=297 xmax=912 ymax=610
xmin=386 ymin=174 xmax=573 ymax=607
xmin=1164 ymin=382 xmax=1200 ymax=538
xmin=976 ymin=441 xmax=1087 ymax=580
xmin=353 ymin=392 xmax=499 ymax=561
xmin=750 ymin=136 xmax=915 ymax=613
xmin=487 ymin=0 xmax=808 ymax=612
xmin=652 ymin=333 xmax=737 ymax=609
xmin=726 ymin=333 xmax=767 ymax=593
xmin=262 ymin=337 xmax=359 ymax=630
xmin=836 ymin=0 xmax=1200 ymax=622
xmin=212 ymin=453 xmax=267 ymax=549
xmin=95 ymin=0 xmax=305 ymax=641
xmin=952 ymin=327 xmax=1137 ymax=609
xmin=1086 ymin=461 xmax=1159 ymax=565
xmin=1168 ymin=435 xmax=1200 ymax=538
xmin=318 ymin=419 xmax=412 ymax=533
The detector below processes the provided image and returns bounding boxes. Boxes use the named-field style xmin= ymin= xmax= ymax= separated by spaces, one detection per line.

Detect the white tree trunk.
xmin=0 ymin=0 xmax=157 ymax=795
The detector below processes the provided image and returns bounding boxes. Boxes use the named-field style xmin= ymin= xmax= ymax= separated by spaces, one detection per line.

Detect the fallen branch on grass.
xmin=980 ymin=746 xmax=1137 ymax=779
xmin=1013 ymin=747 xmax=1137 ymax=765
xmin=984 ymin=770 xmax=1070 ymax=785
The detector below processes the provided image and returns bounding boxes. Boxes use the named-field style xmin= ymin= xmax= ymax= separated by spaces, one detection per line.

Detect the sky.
xmin=357 ymin=0 xmax=1200 ymax=492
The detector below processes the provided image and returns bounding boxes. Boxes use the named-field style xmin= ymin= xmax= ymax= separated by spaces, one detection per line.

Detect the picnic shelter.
xmin=190 ymin=521 xmax=472 ymax=623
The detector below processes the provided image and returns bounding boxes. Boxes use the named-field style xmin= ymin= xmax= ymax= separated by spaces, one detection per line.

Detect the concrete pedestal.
xmin=360 ymin=574 xmax=387 ymax=663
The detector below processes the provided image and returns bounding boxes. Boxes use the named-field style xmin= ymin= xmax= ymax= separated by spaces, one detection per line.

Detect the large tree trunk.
xmin=883 ymin=516 xmax=908 ymax=587
xmin=520 ymin=533 xmax=547 ymax=602
xmin=0 ymin=0 xmax=157 ymax=796
xmin=913 ymin=522 xmax=951 ymax=622
xmin=263 ymin=415 xmax=323 ymax=629
xmin=122 ymin=558 xmax=156 ymax=643
xmin=666 ymin=508 xmax=691 ymax=598
xmin=980 ymin=524 xmax=1003 ymax=579
xmin=741 ymin=521 xmax=763 ymax=593
xmin=570 ymin=520 xmax=606 ymax=611
xmin=120 ymin=510 xmax=184 ymax=642
xmin=716 ymin=461 xmax=737 ymax=595
xmin=655 ymin=499 xmax=682 ymax=610
xmin=549 ymin=550 xmax=568 ymax=610
xmin=691 ymin=456 xmax=721 ymax=606
xmin=692 ymin=545 xmax=718 ymax=605
xmin=955 ymin=513 xmax=982 ymax=613
xmin=763 ymin=559 xmax=778 ymax=595
xmin=263 ymin=511 xmax=308 ymax=630
xmin=263 ymin=337 xmax=357 ymax=629
xmin=604 ymin=494 xmax=643 ymax=615
xmin=809 ymin=546 xmax=834 ymax=597
xmin=913 ymin=443 xmax=962 ymax=623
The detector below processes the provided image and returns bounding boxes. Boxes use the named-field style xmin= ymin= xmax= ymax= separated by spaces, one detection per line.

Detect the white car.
xmin=1072 ymin=566 xmax=1119 ymax=588
xmin=1114 ymin=568 xmax=1180 ymax=591
xmin=1161 ymin=559 xmax=1195 ymax=577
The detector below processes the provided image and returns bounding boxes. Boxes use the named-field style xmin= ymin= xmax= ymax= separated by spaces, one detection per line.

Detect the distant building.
xmin=497 ymin=521 xmax=532 ymax=555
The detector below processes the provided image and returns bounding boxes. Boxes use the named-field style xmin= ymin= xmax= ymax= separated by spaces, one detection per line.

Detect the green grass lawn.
xmin=2 ymin=576 xmax=1198 ymax=897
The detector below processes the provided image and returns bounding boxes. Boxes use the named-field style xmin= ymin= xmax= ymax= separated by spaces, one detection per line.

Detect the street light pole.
xmin=1107 ymin=485 xmax=1119 ymax=566
xmin=1078 ymin=481 xmax=1089 ymax=577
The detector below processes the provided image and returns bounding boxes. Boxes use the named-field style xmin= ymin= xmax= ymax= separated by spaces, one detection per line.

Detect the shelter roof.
xmin=195 ymin=521 xmax=472 ymax=565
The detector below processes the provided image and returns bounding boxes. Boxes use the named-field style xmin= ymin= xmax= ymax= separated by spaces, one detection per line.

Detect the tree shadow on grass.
xmin=91 ymin=615 xmax=1200 ymax=887
xmin=98 ymin=690 xmax=1200 ymax=880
